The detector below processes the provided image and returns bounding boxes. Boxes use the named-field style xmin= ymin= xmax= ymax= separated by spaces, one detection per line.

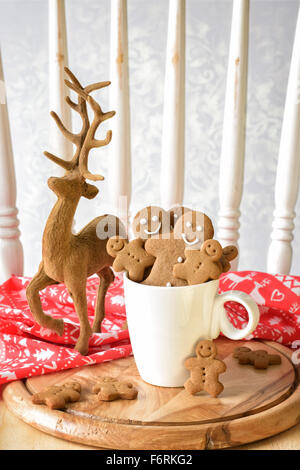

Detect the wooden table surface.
xmin=1 ymin=385 xmax=300 ymax=450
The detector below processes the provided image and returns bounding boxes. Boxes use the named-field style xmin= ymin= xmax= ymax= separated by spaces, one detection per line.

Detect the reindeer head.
xmin=44 ymin=67 xmax=115 ymax=198
xmin=48 ymin=173 xmax=99 ymax=200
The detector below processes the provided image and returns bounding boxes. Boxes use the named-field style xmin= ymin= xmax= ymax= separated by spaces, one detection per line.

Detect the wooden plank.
xmin=109 ymin=0 xmax=131 ymax=221
xmin=0 ymin=48 xmax=24 ymax=283
xmin=48 ymin=0 xmax=72 ymax=164
xmin=160 ymin=0 xmax=185 ymax=210
xmin=217 ymin=0 xmax=249 ymax=270
xmin=267 ymin=6 xmax=300 ymax=274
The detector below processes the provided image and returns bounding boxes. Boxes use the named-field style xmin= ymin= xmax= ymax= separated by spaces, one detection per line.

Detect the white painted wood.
xmin=0 ymin=49 xmax=24 ymax=282
xmin=48 ymin=0 xmax=72 ymax=164
xmin=160 ymin=0 xmax=185 ymax=210
xmin=267 ymin=6 xmax=300 ymax=275
xmin=109 ymin=0 xmax=131 ymax=222
xmin=217 ymin=0 xmax=249 ymax=270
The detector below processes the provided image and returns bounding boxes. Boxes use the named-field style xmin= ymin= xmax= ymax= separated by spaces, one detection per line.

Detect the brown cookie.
xmin=31 ymin=382 xmax=81 ymax=410
xmin=132 ymin=206 xmax=171 ymax=239
xmin=233 ymin=346 xmax=281 ymax=369
xmin=92 ymin=377 xmax=138 ymax=401
xmin=173 ymin=210 xmax=214 ymax=249
xmin=168 ymin=206 xmax=192 ymax=230
xmin=107 ymin=236 xmax=155 ymax=282
xmin=233 ymin=346 xmax=252 ymax=358
xmin=173 ymin=239 xmax=223 ymax=285
xmin=184 ymin=340 xmax=226 ymax=398
xmin=219 ymin=245 xmax=239 ymax=273
xmin=142 ymin=235 xmax=187 ymax=287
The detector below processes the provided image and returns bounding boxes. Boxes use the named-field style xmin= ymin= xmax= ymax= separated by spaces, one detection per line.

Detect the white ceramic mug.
xmin=124 ymin=275 xmax=260 ymax=387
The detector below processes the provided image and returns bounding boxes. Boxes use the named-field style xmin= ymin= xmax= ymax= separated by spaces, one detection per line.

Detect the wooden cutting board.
xmin=3 ymin=338 xmax=300 ymax=450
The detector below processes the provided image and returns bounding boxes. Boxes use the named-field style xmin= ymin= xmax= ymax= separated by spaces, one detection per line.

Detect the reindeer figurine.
xmin=26 ymin=68 xmax=125 ymax=355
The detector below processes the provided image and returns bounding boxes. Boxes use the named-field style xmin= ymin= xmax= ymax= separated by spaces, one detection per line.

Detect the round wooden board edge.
xmin=3 ymin=341 xmax=300 ymax=450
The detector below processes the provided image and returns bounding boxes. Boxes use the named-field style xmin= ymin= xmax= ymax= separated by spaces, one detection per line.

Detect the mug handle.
xmin=213 ymin=290 xmax=260 ymax=340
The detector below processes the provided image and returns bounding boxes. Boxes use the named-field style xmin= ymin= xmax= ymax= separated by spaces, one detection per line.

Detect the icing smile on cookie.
xmin=181 ymin=233 xmax=200 ymax=246
xmin=144 ymin=222 xmax=162 ymax=235
xmin=140 ymin=215 xmax=162 ymax=235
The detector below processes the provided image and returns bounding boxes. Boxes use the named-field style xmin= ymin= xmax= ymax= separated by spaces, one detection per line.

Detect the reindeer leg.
xmin=26 ymin=263 xmax=64 ymax=335
xmin=66 ymin=279 xmax=92 ymax=355
xmin=92 ymin=267 xmax=115 ymax=333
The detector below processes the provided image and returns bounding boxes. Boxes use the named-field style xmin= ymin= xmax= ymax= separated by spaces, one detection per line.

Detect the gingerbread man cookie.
xmin=173 ymin=239 xmax=223 ymax=285
xmin=233 ymin=346 xmax=281 ymax=369
xmin=142 ymin=235 xmax=187 ymax=287
xmin=92 ymin=377 xmax=138 ymax=401
xmin=107 ymin=236 xmax=155 ymax=282
xmin=184 ymin=340 xmax=226 ymax=398
xmin=132 ymin=206 xmax=171 ymax=239
xmin=31 ymin=382 xmax=81 ymax=410
xmin=173 ymin=211 xmax=214 ymax=249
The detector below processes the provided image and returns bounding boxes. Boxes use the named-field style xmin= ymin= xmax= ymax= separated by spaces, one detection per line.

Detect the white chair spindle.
xmin=109 ymin=0 xmax=131 ymax=221
xmin=160 ymin=0 xmax=185 ymax=210
xmin=218 ymin=0 xmax=249 ymax=270
xmin=0 ymin=49 xmax=24 ymax=283
xmin=48 ymin=0 xmax=72 ymax=163
xmin=267 ymin=6 xmax=300 ymax=275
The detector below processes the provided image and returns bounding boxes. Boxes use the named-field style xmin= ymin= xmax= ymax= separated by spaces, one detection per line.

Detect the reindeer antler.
xmin=64 ymin=79 xmax=115 ymax=181
xmin=44 ymin=68 xmax=115 ymax=181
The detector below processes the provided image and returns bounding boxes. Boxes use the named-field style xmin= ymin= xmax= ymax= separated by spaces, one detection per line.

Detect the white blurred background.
xmin=0 ymin=0 xmax=299 ymax=276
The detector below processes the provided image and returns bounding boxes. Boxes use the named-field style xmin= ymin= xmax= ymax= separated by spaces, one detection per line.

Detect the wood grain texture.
xmin=3 ymin=339 xmax=300 ymax=450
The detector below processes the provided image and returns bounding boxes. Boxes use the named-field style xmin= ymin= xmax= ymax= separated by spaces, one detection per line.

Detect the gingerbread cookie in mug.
xmin=142 ymin=235 xmax=187 ymax=287
xmin=173 ymin=210 xmax=214 ymax=249
xmin=132 ymin=206 xmax=171 ymax=240
xmin=173 ymin=239 xmax=223 ymax=286
xmin=107 ymin=236 xmax=155 ymax=282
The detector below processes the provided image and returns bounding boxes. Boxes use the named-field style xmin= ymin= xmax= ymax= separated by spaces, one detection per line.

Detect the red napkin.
xmin=0 ymin=271 xmax=299 ymax=385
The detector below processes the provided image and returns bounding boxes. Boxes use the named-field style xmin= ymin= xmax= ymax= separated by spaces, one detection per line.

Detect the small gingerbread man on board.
xmin=92 ymin=377 xmax=138 ymax=401
xmin=233 ymin=346 xmax=281 ymax=369
xmin=31 ymin=382 xmax=81 ymax=410
xmin=184 ymin=340 xmax=226 ymax=398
